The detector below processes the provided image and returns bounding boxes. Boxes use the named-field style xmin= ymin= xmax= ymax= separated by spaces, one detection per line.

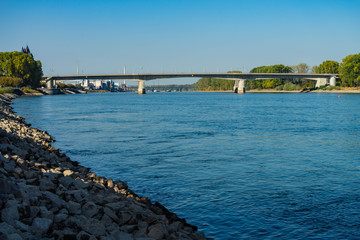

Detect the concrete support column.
xmin=329 ymin=76 xmax=336 ymax=86
xmin=138 ymin=80 xmax=146 ymax=94
xmin=46 ymin=79 xmax=54 ymax=89
xmin=233 ymin=79 xmax=245 ymax=94
xmin=315 ymin=78 xmax=327 ymax=88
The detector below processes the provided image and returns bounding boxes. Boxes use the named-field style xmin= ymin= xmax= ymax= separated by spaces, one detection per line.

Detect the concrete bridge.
xmin=42 ymin=73 xmax=338 ymax=94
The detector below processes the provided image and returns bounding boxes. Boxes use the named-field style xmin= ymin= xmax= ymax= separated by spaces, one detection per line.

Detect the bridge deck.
xmin=43 ymin=73 xmax=339 ymax=82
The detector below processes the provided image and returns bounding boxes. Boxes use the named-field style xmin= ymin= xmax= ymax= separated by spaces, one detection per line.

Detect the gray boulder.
xmin=82 ymin=201 xmax=98 ymax=218
xmin=31 ymin=217 xmax=53 ymax=238
xmin=80 ymin=218 xmax=106 ymax=237
xmin=67 ymin=200 xmax=82 ymax=215
xmin=1 ymin=200 xmax=19 ymax=225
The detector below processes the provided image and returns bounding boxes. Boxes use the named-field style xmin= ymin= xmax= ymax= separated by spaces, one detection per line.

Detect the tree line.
xmin=0 ymin=46 xmax=43 ymax=88
xmin=196 ymin=52 xmax=360 ymax=90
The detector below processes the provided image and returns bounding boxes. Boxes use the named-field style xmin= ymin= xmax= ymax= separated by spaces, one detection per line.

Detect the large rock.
xmin=63 ymin=169 xmax=74 ymax=177
xmin=80 ymin=218 xmax=106 ymax=237
xmin=39 ymin=206 xmax=54 ymax=220
xmin=31 ymin=217 xmax=53 ymax=238
xmin=0 ymin=179 xmax=20 ymax=197
xmin=0 ymin=222 xmax=17 ymax=235
xmin=76 ymin=231 xmax=97 ymax=240
xmin=148 ymin=223 xmax=167 ymax=240
xmin=119 ymin=211 xmax=133 ymax=225
xmin=14 ymin=220 xmax=30 ymax=232
xmin=104 ymin=207 xmax=120 ymax=223
xmin=20 ymin=184 xmax=42 ymax=204
xmin=54 ymin=228 xmax=77 ymax=240
xmin=39 ymin=177 xmax=55 ymax=191
xmin=1 ymin=200 xmax=19 ymax=225
xmin=72 ymin=178 xmax=89 ymax=189
xmin=107 ymin=178 xmax=114 ymax=188
xmin=67 ymin=200 xmax=82 ymax=215
xmin=7 ymin=233 xmax=23 ymax=240
xmin=68 ymin=215 xmax=87 ymax=229
xmin=105 ymin=201 xmax=126 ymax=212
xmin=42 ymin=190 xmax=66 ymax=208
xmin=54 ymin=213 xmax=68 ymax=223
xmin=3 ymin=159 xmax=15 ymax=172
xmin=59 ymin=176 xmax=74 ymax=188
xmin=82 ymin=201 xmax=98 ymax=218
xmin=110 ymin=230 xmax=133 ymax=240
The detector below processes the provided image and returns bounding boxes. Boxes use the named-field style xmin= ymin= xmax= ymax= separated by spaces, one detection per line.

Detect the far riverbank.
xmin=196 ymin=87 xmax=360 ymax=94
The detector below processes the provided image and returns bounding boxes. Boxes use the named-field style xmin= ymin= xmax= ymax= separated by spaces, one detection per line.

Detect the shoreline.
xmin=196 ymin=88 xmax=360 ymax=93
xmin=0 ymin=93 xmax=206 ymax=240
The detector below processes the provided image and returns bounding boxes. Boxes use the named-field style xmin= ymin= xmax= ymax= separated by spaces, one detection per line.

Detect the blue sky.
xmin=1 ymin=0 xmax=359 ymax=84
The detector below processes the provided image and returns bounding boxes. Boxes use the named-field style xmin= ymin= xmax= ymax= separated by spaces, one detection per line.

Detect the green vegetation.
xmin=128 ymin=84 xmax=196 ymax=92
xmin=56 ymin=82 xmax=84 ymax=90
xmin=0 ymin=87 xmax=15 ymax=94
xmin=196 ymin=70 xmax=240 ymax=91
xmin=0 ymin=46 xmax=43 ymax=89
xmin=195 ymin=64 xmax=316 ymax=91
xmin=196 ymin=78 xmax=234 ymax=91
xmin=275 ymin=82 xmax=302 ymax=91
xmin=0 ymin=76 xmax=24 ymax=88
xmin=339 ymin=53 xmax=360 ymax=87
xmin=21 ymin=87 xmax=40 ymax=93
xmin=195 ymin=51 xmax=360 ymax=91
xmin=247 ymin=64 xmax=294 ymax=90
xmin=315 ymin=60 xmax=339 ymax=74
xmin=292 ymin=63 xmax=309 ymax=73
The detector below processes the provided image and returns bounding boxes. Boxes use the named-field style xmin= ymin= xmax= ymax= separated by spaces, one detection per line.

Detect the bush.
xmin=275 ymin=85 xmax=284 ymax=91
xmin=326 ymin=86 xmax=341 ymax=91
xmin=0 ymin=87 xmax=14 ymax=94
xmin=0 ymin=76 xmax=24 ymax=87
xmin=339 ymin=53 xmax=360 ymax=87
xmin=283 ymin=82 xmax=301 ymax=91
xmin=21 ymin=87 xmax=40 ymax=93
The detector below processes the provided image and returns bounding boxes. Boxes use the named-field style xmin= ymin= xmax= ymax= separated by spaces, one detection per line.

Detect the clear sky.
xmin=1 ymin=0 xmax=359 ymax=84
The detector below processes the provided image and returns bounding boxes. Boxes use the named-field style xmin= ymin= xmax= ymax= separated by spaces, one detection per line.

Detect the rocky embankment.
xmin=0 ymin=94 xmax=206 ymax=240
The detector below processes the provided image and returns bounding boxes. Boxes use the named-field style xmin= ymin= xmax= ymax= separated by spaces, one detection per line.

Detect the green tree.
xmin=0 ymin=50 xmax=43 ymax=88
xmin=339 ymin=53 xmax=360 ymax=87
xmin=292 ymin=63 xmax=309 ymax=73
xmin=315 ymin=60 xmax=339 ymax=74
xmin=195 ymin=70 xmax=242 ymax=91
xmin=310 ymin=65 xmax=319 ymax=73
xmin=248 ymin=64 xmax=293 ymax=89
xmin=0 ymin=77 xmax=24 ymax=87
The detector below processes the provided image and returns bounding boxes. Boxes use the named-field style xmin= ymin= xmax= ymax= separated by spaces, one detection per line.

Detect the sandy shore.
xmin=0 ymin=93 xmax=206 ymax=240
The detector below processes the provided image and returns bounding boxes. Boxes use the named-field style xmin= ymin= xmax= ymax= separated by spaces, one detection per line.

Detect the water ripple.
xmin=12 ymin=92 xmax=360 ymax=239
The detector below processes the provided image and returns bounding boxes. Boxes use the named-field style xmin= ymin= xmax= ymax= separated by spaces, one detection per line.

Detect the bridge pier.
xmin=46 ymin=79 xmax=55 ymax=89
xmin=233 ymin=79 xmax=245 ymax=94
xmin=138 ymin=80 xmax=146 ymax=94
xmin=329 ymin=76 xmax=336 ymax=87
xmin=315 ymin=78 xmax=327 ymax=88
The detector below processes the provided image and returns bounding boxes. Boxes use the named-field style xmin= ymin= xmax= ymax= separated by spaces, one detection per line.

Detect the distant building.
xmin=94 ymin=81 xmax=103 ymax=89
xmin=80 ymin=79 xmax=126 ymax=91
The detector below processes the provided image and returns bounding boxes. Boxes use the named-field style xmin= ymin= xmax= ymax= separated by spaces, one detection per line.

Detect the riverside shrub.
xmin=0 ymin=87 xmax=14 ymax=94
xmin=0 ymin=76 xmax=24 ymax=87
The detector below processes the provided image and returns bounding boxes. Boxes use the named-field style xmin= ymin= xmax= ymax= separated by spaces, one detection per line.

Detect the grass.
xmin=317 ymin=85 xmax=341 ymax=91
xmin=0 ymin=87 xmax=14 ymax=94
xmin=21 ymin=87 xmax=40 ymax=93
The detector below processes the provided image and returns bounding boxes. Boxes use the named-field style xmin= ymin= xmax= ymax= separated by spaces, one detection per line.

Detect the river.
xmin=13 ymin=92 xmax=360 ymax=239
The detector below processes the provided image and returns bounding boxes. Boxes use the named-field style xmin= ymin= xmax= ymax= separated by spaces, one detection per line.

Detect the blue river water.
xmin=13 ymin=92 xmax=360 ymax=239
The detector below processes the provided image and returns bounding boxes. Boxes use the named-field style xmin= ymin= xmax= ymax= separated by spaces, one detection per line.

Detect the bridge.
xmin=42 ymin=73 xmax=338 ymax=94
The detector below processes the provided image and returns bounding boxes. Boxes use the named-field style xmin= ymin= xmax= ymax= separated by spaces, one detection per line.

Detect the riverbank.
xmin=0 ymin=93 xmax=206 ymax=239
xmin=197 ymin=87 xmax=360 ymax=93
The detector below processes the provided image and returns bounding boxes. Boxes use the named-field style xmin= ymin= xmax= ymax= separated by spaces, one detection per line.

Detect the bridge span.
xmin=42 ymin=73 xmax=338 ymax=94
